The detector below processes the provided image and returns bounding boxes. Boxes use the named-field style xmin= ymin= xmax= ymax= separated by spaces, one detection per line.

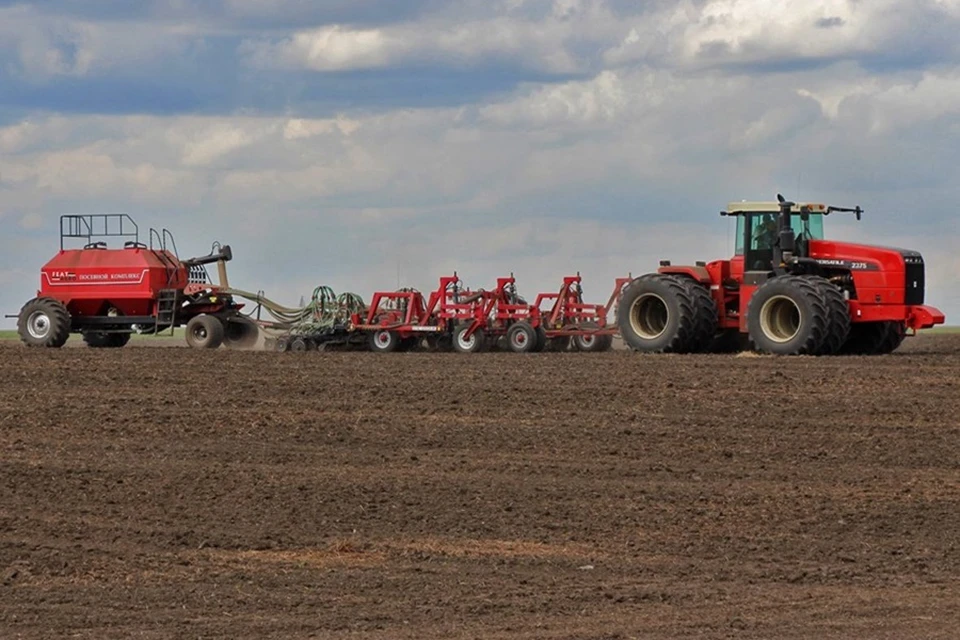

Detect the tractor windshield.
xmin=735 ymin=214 xmax=824 ymax=256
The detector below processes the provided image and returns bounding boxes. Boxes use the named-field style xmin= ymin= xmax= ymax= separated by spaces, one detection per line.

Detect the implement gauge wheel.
xmin=369 ymin=329 xmax=399 ymax=353
xmin=453 ymin=323 xmax=485 ymax=353
xmin=507 ymin=321 xmax=537 ymax=353
xmin=185 ymin=314 xmax=224 ymax=349
xmin=573 ymin=321 xmax=611 ymax=352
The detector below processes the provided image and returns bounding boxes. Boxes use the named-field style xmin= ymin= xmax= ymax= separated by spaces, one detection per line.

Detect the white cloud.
xmin=283 ymin=117 xmax=362 ymax=141
xmin=251 ymin=25 xmax=394 ymax=71
xmin=237 ymin=0 xmax=960 ymax=76
xmin=181 ymin=124 xmax=257 ymax=167
xmin=481 ymin=70 xmax=627 ymax=127
xmin=242 ymin=4 xmax=619 ymax=74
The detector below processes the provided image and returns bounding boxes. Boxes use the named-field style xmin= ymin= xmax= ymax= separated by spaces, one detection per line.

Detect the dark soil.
xmin=1 ymin=334 xmax=959 ymax=639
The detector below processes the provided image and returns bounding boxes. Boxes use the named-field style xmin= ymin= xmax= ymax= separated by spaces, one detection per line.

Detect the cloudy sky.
xmin=2 ymin=0 xmax=958 ymax=326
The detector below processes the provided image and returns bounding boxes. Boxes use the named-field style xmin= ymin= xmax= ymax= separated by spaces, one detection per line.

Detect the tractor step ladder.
xmin=156 ymin=289 xmax=180 ymax=336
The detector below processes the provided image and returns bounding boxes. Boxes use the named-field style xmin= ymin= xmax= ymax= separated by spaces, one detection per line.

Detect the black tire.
xmin=746 ymin=276 xmax=828 ymax=355
xmin=677 ymin=279 xmax=719 ymax=353
xmin=572 ymin=322 xmax=607 ymax=352
xmin=289 ymin=336 xmax=311 ymax=352
xmin=545 ymin=336 xmax=571 ymax=352
xmin=83 ymin=332 xmax=130 ymax=348
xmin=426 ymin=334 xmax=454 ymax=352
xmin=840 ymin=321 xmax=905 ymax=355
xmin=598 ymin=334 xmax=615 ymax=351
xmin=803 ymin=276 xmax=850 ymax=355
xmin=185 ymin=314 xmax=224 ymax=349
xmin=369 ymin=329 xmax=399 ymax=353
xmin=617 ymin=274 xmax=702 ymax=353
xmin=223 ymin=316 xmax=260 ymax=350
xmin=17 ymin=298 xmax=71 ymax=348
xmin=506 ymin=322 xmax=537 ymax=353
xmin=397 ymin=336 xmax=421 ymax=352
xmin=453 ymin=323 xmax=484 ymax=353
xmin=532 ymin=325 xmax=548 ymax=353
xmin=274 ymin=336 xmax=290 ymax=352
xmin=879 ymin=322 xmax=906 ymax=354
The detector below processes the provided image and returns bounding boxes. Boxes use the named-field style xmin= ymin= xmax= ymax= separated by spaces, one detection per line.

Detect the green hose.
xmin=224 ymin=286 xmax=366 ymax=334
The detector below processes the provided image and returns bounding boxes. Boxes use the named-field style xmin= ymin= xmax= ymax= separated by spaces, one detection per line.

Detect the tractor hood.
xmin=806 ymin=240 xmax=921 ymax=272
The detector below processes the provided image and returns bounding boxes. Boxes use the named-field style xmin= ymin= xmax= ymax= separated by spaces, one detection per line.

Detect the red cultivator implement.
xmin=351 ymin=273 xmax=547 ymax=353
xmin=534 ymin=274 xmax=633 ymax=352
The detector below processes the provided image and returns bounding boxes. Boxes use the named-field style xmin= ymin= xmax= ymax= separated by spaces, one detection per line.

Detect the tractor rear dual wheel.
xmin=617 ymin=274 xmax=717 ymax=353
xmin=17 ymin=298 xmax=71 ymax=348
xmin=747 ymin=275 xmax=850 ymax=356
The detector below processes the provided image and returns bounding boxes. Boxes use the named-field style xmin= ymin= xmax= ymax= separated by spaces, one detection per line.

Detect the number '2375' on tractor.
xmin=617 ymin=194 xmax=945 ymax=356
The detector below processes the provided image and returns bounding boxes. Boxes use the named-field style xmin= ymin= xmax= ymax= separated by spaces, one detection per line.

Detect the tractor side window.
xmin=750 ymin=214 xmax=778 ymax=250
xmin=734 ymin=217 xmax=745 ymax=255
xmin=793 ymin=214 xmax=823 ymax=241
xmin=744 ymin=214 xmax=777 ymax=271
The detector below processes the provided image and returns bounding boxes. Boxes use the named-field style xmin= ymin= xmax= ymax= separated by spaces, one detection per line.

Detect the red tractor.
xmin=617 ymin=195 xmax=946 ymax=355
xmin=13 ymin=214 xmax=258 ymax=349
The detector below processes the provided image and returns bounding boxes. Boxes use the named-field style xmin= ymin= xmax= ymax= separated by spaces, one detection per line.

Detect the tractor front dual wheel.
xmin=747 ymin=275 xmax=850 ymax=356
xmin=17 ymin=298 xmax=71 ymax=348
xmin=839 ymin=321 xmax=905 ymax=355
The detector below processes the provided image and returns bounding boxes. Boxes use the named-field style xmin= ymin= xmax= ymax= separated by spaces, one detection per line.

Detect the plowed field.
xmin=2 ymin=335 xmax=959 ymax=639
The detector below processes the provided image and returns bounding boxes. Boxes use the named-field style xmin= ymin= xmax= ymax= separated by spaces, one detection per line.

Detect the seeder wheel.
xmin=17 ymin=298 xmax=71 ymax=348
xmin=223 ymin=316 xmax=260 ymax=350
xmin=83 ymin=332 xmax=131 ymax=348
xmin=185 ymin=315 xmax=224 ymax=349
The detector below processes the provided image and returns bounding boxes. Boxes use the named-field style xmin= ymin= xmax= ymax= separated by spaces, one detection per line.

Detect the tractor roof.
xmin=725 ymin=201 xmax=828 ymax=214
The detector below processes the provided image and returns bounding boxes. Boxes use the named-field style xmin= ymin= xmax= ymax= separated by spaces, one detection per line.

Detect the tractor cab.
xmin=727 ymin=200 xmax=827 ymax=273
